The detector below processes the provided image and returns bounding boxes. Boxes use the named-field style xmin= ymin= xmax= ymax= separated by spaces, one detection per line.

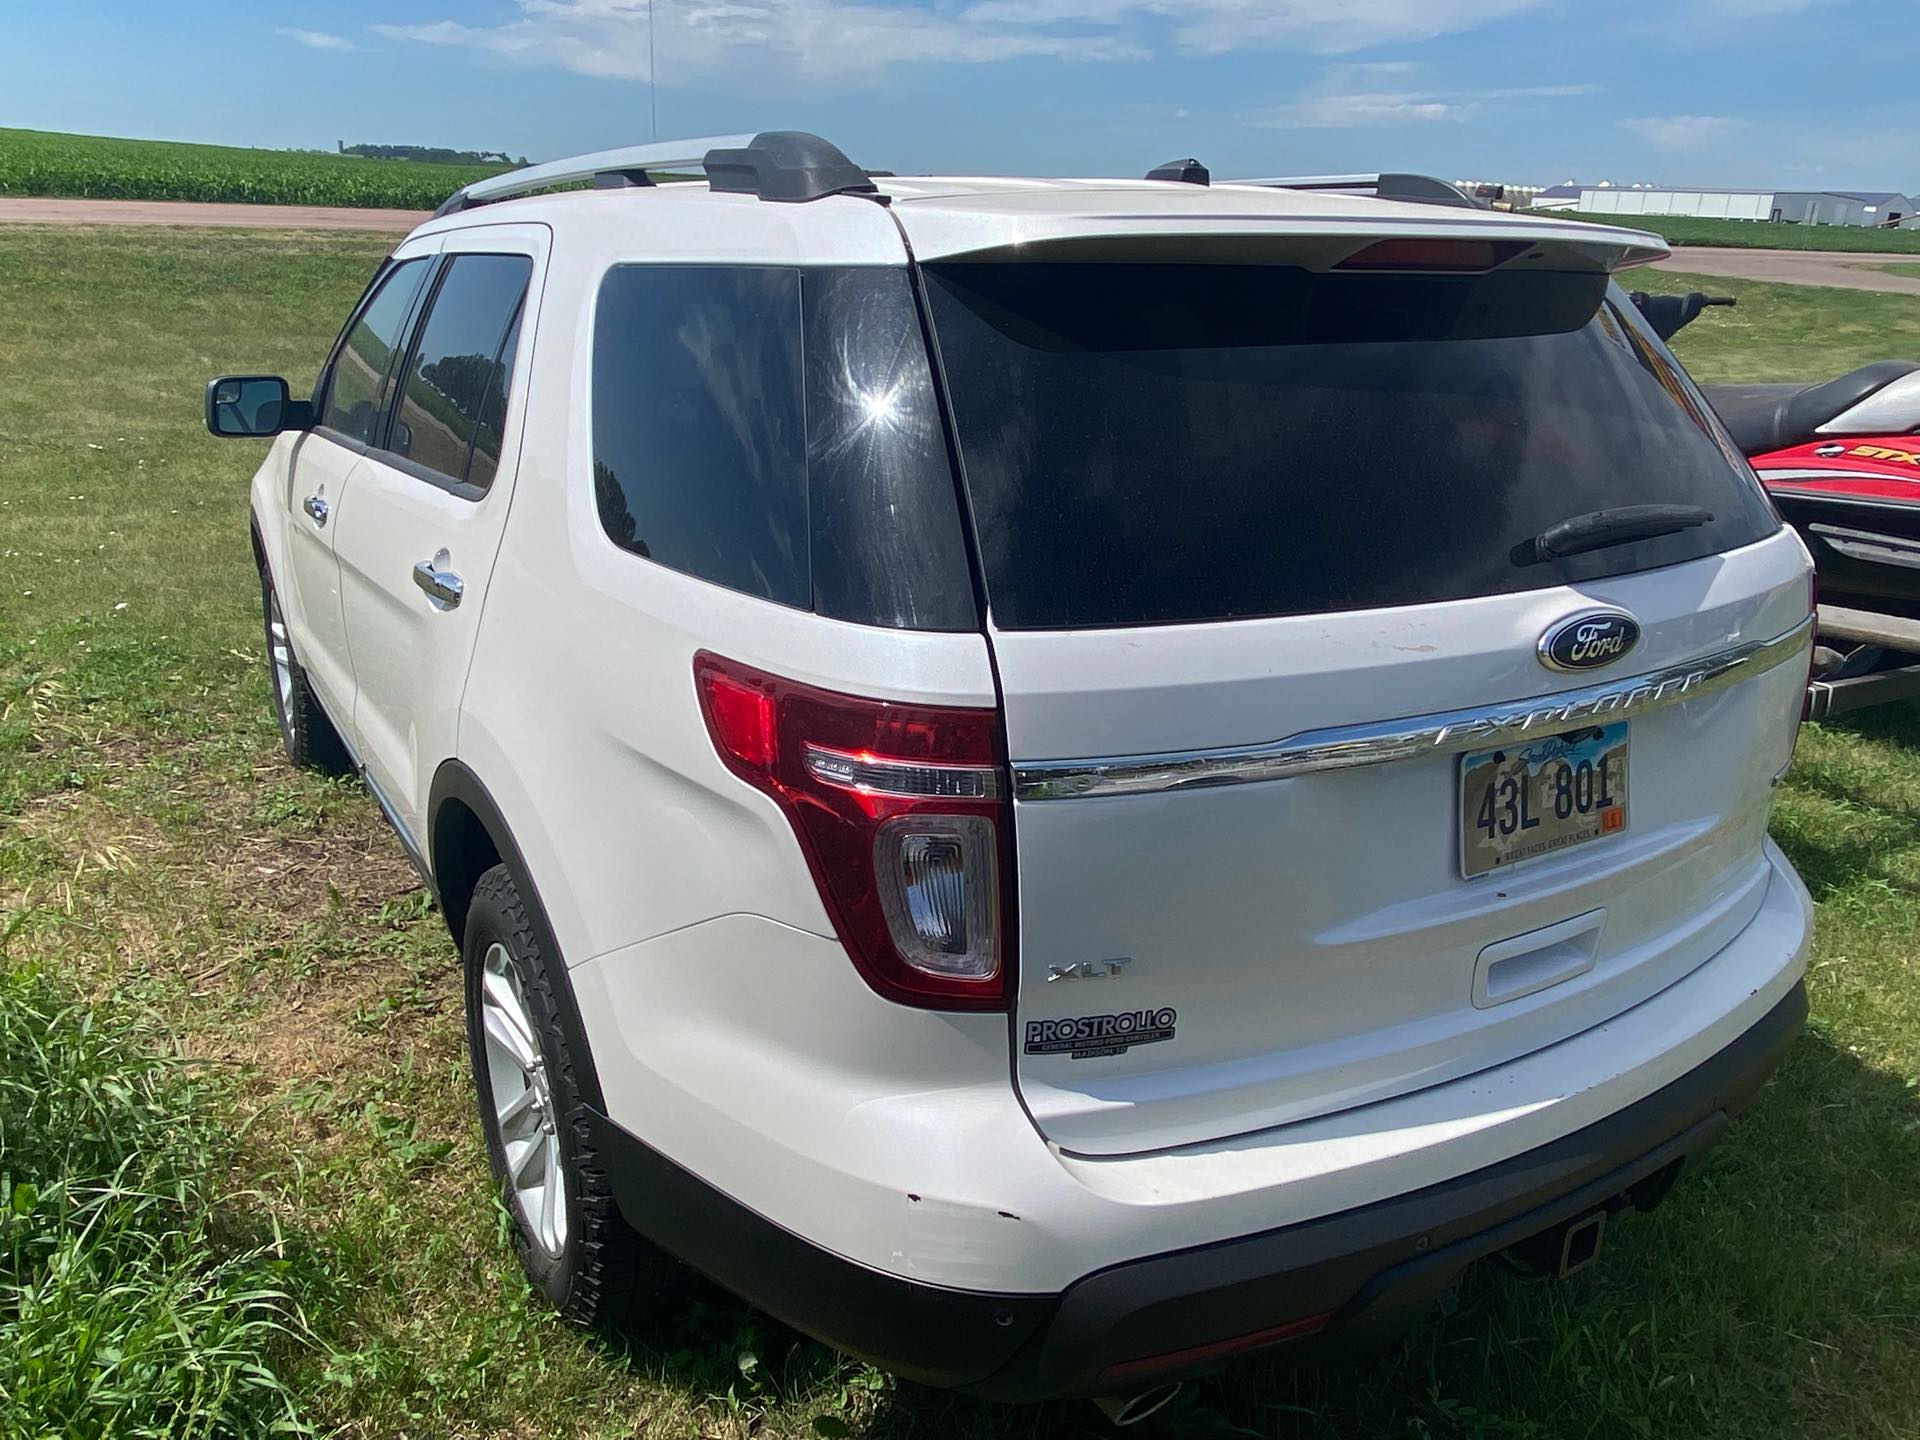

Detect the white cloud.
xmin=957 ymin=0 xmax=1549 ymax=55
xmin=1262 ymin=91 xmax=1474 ymax=127
xmin=1692 ymin=0 xmax=1827 ymax=12
xmin=1257 ymin=75 xmax=1598 ymax=129
xmin=374 ymin=0 xmax=1553 ymax=87
xmin=1619 ymin=114 xmax=1743 ymax=148
xmin=278 ymin=27 xmax=354 ymax=51
xmin=376 ymin=1 xmax=1142 ymax=85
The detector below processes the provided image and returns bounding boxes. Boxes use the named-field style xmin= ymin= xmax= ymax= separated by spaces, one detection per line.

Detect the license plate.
xmin=1459 ymin=723 xmax=1629 ymax=878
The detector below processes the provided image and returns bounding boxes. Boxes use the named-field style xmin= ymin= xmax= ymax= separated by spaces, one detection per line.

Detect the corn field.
xmin=0 ymin=127 xmax=508 ymax=209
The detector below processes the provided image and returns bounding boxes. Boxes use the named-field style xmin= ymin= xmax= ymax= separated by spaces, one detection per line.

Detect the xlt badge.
xmin=1046 ymin=958 xmax=1132 ymax=982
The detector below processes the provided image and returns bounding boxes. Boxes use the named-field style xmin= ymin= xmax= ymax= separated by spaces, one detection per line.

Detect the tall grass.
xmin=0 ymin=960 xmax=306 ymax=1437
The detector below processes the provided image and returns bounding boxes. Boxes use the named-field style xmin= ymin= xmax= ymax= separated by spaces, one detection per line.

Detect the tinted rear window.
xmin=592 ymin=265 xmax=976 ymax=629
xmin=924 ymin=264 xmax=1778 ymax=630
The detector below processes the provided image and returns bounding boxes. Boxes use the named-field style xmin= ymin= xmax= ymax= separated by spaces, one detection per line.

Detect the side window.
xmin=467 ymin=305 xmax=524 ymax=492
xmin=389 ymin=254 xmax=534 ymax=493
xmin=320 ymin=258 xmax=431 ymax=445
xmin=592 ymin=266 xmax=809 ymax=608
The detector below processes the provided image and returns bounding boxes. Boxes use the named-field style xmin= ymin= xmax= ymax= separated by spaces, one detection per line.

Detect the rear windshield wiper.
xmin=1512 ymin=505 xmax=1714 ymax=566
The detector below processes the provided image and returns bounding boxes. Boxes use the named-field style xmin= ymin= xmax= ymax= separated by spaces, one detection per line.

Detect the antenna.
xmin=648 ymin=0 xmax=658 ymax=139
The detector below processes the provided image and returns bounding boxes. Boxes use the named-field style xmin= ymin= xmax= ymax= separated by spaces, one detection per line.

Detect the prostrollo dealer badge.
xmin=1025 ymin=1008 xmax=1178 ymax=1060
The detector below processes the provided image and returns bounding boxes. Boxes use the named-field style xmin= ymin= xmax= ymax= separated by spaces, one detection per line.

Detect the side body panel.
xmin=262 ymin=233 xmax=443 ymax=741
xmin=334 ymin=223 xmax=550 ymax=844
xmin=275 ymin=432 xmax=362 ymax=722
xmin=451 ymin=198 xmax=996 ymax=968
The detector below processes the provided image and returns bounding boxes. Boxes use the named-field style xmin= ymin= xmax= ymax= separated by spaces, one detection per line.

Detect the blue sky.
xmin=6 ymin=0 xmax=1917 ymax=188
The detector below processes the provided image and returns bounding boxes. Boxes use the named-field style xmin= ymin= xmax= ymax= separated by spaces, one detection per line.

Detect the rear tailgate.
xmin=906 ymin=224 xmax=1809 ymax=1157
xmin=994 ymin=544 xmax=1808 ymax=1155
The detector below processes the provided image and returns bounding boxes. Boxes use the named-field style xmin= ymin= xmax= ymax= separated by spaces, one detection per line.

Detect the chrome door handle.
xmin=411 ymin=555 xmax=464 ymax=608
xmin=302 ymin=494 xmax=329 ymax=526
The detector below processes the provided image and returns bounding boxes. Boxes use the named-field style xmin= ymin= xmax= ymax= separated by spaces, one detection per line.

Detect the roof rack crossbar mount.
xmin=436 ymin=134 xmax=758 ymax=216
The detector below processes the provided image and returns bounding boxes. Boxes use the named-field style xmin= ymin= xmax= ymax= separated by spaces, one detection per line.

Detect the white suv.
xmin=207 ymin=132 xmax=1815 ymax=1418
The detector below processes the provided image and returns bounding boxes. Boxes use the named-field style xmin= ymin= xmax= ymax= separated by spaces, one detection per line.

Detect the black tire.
xmin=258 ymin=559 xmax=351 ymax=774
xmin=463 ymin=863 xmax=673 ymax=1326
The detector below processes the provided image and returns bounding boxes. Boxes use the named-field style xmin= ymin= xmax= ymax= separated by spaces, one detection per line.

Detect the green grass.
xmin=1542 ymin=209 xmax=1920 ymax=254
xmin=1638 ymin=268 xmax=1920 ymax=382
xmin=0 ymin=127 xmax=507 ymax=209
xmin=1871 ymin=262 xmax=1920 ymax=281
xmin=0 ymin=963 xmax=306 ymax=1437
xmin=5 ymin=229 xmax=1920 ymax=1438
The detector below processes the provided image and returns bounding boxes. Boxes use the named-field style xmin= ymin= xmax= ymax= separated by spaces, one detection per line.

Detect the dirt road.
xmin=1652 ymin=245 xmax=1920 ymax=295
xmin=0 ymin=196 xmax=426 ymax=231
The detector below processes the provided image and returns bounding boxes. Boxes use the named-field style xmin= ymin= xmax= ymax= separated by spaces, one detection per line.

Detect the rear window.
xmin=923 ymin=263 xmax=1778 ymax=630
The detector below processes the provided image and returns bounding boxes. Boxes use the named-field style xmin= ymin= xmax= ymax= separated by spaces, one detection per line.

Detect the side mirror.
xmin=205 ymin=375 xmax=311 ymax=438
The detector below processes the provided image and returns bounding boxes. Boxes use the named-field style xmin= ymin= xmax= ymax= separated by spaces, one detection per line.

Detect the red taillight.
xmin=1335 ymin=238 xmax=1525 ymax=273
xmin=693 ymin=651 xmax=1014 ymax=1011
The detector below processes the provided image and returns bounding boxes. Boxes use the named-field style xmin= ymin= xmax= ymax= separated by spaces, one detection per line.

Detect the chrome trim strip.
xmin=802 ymin=743 xmax=1001 ymax=800
xmin=1013 ymin=617 xmax=1813 ymax=802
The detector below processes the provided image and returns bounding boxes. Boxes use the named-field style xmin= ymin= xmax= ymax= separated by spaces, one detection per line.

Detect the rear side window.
xmin=391 ymin=254 xmax=532 ymax=494
xmin=322 ymin=258 xmax=431 ymax=444
xmin=592 ymin=265 xmax=976 ymax=629
xmin=923 ymin=264 xmax=1779 ymax=630
xmin=594 ymin=267 xmax=808 ymax=607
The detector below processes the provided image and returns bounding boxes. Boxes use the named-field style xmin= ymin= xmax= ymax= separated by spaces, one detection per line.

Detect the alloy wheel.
xmin=479 ymin=942 xmax=568 ymax=1256
xmin=265 ymin=588 xmax=295 ymax=715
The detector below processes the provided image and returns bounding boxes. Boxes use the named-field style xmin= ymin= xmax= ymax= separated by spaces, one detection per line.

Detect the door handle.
xmin=302 ymin=494 xmax=329 ymax=526
xmin=412 ymin=555 xmax=464 ymax=608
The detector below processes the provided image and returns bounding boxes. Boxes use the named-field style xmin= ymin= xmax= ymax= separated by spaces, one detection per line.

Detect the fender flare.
xmin=428 ymin=758 xmax=606 ymax=1111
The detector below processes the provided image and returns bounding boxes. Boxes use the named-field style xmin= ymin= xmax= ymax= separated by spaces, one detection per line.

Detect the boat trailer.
xmin=1805 ymin=605 xmax=1920 ymax=720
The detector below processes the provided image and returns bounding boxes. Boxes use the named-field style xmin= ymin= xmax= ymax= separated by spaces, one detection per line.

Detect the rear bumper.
xmin=585 ymin=976 xmax=1805 ymax=1400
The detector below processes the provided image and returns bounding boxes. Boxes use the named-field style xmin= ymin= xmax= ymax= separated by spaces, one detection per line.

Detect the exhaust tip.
xmin=1093 ymin=1382 xmax=1182 ymax=1427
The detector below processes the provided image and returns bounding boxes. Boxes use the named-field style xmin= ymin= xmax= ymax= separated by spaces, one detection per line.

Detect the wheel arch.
xmin=429 ymin=758 xmax=606 ymax=1110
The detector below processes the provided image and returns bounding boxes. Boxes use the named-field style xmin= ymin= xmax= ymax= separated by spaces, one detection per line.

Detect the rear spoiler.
xmin=898 ymin=209 xmax=1671 ymax=273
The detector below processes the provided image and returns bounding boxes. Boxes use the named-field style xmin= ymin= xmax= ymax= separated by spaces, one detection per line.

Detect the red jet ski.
xmin=1705 ymin=361 xmax=1920 ymax=620
xmin=1636 ymin=291 xmax=1920 ymax=617
xmin=1632 ymin=291 xmax=1920 ymax=714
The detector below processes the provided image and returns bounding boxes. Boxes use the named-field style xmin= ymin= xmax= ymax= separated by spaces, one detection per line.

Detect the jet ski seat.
xmin=1706 ymin=361 xmax=1920 ymax=457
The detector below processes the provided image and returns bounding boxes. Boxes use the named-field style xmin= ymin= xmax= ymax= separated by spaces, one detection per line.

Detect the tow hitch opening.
xmin=1507 ymin=1208 xmax=1609 ymax=1280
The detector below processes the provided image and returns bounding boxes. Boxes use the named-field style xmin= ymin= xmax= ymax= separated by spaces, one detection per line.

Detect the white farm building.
xmin=1533 ymin=183 xmax=1919 ymax=228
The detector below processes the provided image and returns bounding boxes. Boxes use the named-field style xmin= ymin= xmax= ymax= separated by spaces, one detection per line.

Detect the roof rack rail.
xmin=1146 ymin=157 xmax=1210 ymax=186
xmin=1234 ymin=172 xmax=1485 ymax=210
xmin=433 ymin=130 xmax=876 ymax=217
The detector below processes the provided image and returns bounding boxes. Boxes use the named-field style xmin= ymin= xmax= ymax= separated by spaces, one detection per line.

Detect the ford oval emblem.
xmin=1539 ymin=611 xmax=1640 ymax=673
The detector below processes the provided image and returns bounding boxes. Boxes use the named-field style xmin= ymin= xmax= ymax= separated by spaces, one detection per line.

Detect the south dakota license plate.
xmin=1459 ymin=723 xmax=1629 ymax=878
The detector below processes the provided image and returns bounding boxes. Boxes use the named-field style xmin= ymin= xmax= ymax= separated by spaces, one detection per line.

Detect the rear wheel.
xmin=464 ymin=863 xmax=673 ymax=1325
xmin=258 ymin=562 xmax=350 ymax=774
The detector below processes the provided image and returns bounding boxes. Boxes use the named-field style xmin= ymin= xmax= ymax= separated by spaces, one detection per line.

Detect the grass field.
xmin=1873 ymin=262 xmax=1920 ymax=281
xmin=1638 ymin=268 xmax=1920 ymax=382
xmin=4 ymin=236 xmax=1920 ymax=1439
xmin=1540 ymin=209 xmax=1920 ymax=254
xmin=0 ymin=128 xmax=505 ymax=209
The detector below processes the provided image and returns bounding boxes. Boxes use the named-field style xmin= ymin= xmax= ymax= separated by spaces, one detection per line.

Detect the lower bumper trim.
xmin=585 ymin=980 xmax=1806 ymax=1401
